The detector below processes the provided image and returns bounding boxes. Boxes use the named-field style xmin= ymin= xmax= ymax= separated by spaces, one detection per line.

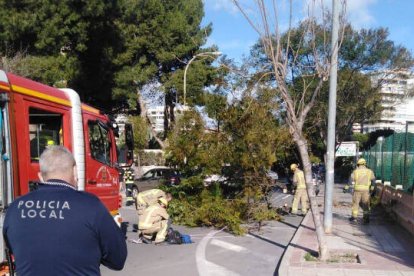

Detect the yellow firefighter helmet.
xmin=158 ymin=197 xmax=168 ymax=207
xmin=357 ymin=158 xmax=366 ymax=166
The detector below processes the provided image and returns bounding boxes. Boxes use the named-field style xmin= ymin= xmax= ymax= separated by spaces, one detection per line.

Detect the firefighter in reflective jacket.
xmin=124 ymin=169 xmax=135 ymax=204
xmin=349 ymin=158 xmax=375 ymax=223
xmin=290 ymin=164 xmax=308 ymax=215
xmin=136 ymin=189 xmax=172 ymax=216
xmin=138 ymin=198 xmax=170 ymax=245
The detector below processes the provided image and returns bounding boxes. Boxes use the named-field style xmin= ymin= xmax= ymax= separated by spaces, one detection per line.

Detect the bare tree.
xmin=233 ymin=0 xmax=346 ymax=260
xmin=135 ymin=83 xmax=167 ymax=149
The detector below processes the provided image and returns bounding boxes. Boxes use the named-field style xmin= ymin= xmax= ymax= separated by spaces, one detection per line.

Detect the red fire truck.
xmin=0 ymin=70 xmax=133 ymax=268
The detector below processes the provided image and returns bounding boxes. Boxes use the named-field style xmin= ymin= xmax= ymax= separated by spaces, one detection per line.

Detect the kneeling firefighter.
xmin=136 ymin=189 xmax=172 ymax=215
xmin=138 ymin=198 xmax=170 ymax=245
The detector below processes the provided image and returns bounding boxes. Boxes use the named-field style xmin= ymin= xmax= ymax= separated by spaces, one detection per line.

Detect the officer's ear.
xmin=72 ymin=165 xmax=79 ymax=188
xmin=38 ymin=172 xmax=45 ymax=183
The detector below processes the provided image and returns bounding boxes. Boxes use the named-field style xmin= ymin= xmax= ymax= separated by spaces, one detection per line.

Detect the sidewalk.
xmin=278 ymin=183 xmax=414 ymax=276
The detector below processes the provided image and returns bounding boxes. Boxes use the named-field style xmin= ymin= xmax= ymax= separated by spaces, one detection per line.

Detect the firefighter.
xmin=290 ymin=163 xmax=309 ymax=216
xmin=138 ymin=198 xmax=170 ymax=245
xmin=124 ymin=169 xmax=135 ymax=205
xmin=348 ymin=158 xmax=375 ymax=224
xmin=136 ymin=189 xmax=172 ymax=216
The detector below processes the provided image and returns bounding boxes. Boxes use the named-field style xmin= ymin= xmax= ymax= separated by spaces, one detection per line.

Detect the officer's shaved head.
xmin=39 ymin=146 xmax=78 ymax=187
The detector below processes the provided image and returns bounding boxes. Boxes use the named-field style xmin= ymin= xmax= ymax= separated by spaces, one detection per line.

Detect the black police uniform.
xmin=3 ymin=180 xmax=127 ymax=276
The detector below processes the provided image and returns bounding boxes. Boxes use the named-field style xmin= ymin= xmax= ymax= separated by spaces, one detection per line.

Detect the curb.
xmin=277 ymin=212 xmax=310 ymax=276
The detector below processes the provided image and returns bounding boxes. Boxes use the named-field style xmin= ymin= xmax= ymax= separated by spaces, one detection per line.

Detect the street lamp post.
xmin=183 ymin=51 xmax=221 ymax=106
xmin=378 ymin=136 xmax=384 ymax=180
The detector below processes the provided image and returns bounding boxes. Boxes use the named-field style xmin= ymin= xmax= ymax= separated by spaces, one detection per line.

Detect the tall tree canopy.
xmin=0 ymin=0 xmax=216 ymax=115
xmin=0 ymin=0 xmax=120 ymax=109
xmin=113 ymin=0 xmax=215 ymax=109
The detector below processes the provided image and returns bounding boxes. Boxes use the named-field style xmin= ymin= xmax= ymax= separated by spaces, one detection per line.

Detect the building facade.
xmin=147 ymin=105 xmax=188 ymax=133
xmin=355 ymin=70 xmax=414 ymax=133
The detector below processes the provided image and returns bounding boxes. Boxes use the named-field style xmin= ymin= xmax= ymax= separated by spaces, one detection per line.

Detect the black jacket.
xmin=3 ymin=180 xmax=127 ymax=276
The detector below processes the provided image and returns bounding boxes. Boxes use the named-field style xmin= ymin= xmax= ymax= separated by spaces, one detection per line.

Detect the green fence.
xmin=362 ymin=123 xmax=414 ymax=192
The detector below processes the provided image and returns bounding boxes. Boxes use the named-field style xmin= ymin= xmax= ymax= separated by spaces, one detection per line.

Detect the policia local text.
xmin=17 ymin=200 xmax=71 ymax=219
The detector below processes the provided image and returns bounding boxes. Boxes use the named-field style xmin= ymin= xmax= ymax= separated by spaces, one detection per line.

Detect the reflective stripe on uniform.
xmin=138 ymin=205 xmax=159 ymax=229
xmin=353 ymin=168 xmax=373 ymax=191
xmin=136 ymin=193 xmax=145 ymax=205
xmin=294 ymin=170 xmax=306 ymax=189
xmin=137 ymin=189 xmax=166 ymax=206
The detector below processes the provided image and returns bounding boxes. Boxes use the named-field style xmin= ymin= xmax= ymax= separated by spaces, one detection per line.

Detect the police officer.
xmin=3 ymin=146 xmax=127 ymax=275
xmin=349 ymin=158 xmax=375 ymax=224
xmin=290 ymin=164 xmax=309 ymax=215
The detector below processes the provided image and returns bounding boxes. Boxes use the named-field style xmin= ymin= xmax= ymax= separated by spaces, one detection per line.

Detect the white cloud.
xmin=203 ymin=0 xmax=239 ymax=15
xmin=346 ymin=0 xmax=377 ymax=28
xmin=304 ymin=0 xmax=377 ymax=29
xmin=206 ymin=0 xmax=378 ymax=29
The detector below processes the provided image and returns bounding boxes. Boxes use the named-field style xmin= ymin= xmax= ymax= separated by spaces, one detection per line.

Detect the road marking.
xmin=210 ymin=239 xmax=248 ymax=252
xmin=282 ymin=195 xmax=291 ymax=199
xmin=212 ymin=237 xmax=277 ymax=263
xmin=190 ymin=233 xmax=237 ymax=237
xmin=195 ymin=229 xmax=240 ymax=276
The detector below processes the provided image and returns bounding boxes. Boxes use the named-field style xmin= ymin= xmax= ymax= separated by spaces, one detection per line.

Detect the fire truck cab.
xmin=0 ymin=70 xmax=133 ymax=267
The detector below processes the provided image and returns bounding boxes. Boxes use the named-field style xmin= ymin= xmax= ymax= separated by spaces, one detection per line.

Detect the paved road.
xmin=102 ymin=188 xmax=302 ymax=276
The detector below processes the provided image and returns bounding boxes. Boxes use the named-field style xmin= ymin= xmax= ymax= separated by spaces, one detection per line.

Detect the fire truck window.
xmin=29 ymin=108 xmax=63 ymax=162
xmin=88 ymin=121 xmax=111 ymax=165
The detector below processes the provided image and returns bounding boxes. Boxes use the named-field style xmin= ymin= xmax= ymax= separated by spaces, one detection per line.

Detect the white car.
xmin=203 ymin=174 xmax=228 ymax=186
xmin=204 ymin=170 xmax=278 ymax=186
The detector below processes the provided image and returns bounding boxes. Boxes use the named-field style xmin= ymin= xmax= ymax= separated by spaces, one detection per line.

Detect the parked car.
xmin=267 ymin=170 xmax=279 ymax=184
xmin=125 ymin=167 xmax=180 ymax=204
xmin=203 ymin=169 xmax=278 ymax=186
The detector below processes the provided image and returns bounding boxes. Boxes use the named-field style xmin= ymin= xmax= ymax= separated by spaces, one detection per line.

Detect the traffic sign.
xmin=336 ymin=142 xmax=358 ymax=157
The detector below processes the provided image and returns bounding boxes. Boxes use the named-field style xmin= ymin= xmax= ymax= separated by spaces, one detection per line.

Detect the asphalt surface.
xmin=102 ymin=187 xmax=302 ymax=276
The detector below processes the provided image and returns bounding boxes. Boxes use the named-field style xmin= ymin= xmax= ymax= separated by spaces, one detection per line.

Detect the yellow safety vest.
xmin=352 ymin=167 xmax=375 ymax=191
xmin=294 ymin=169 xmax=306 ymax=189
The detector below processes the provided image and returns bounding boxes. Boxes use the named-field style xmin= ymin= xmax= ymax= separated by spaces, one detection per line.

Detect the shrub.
xmin=166 ymin=182 xmax=280 ymax=235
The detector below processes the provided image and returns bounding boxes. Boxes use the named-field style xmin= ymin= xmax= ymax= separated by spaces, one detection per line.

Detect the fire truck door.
xmin=84 ymin=116 xmax=119 ymax=213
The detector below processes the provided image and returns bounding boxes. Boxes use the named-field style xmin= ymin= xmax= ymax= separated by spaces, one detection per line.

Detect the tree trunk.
xmin=295 ymin=135 xmax=330 ymax=261
xmin=163 ymin=89 xmax=176 ymax=140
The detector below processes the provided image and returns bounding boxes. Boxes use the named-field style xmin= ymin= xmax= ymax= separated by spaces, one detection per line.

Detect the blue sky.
xmin=202 ymin=0 xmax=414 ymax=64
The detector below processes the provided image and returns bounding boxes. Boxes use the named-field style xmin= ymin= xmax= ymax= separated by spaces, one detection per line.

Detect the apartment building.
xmin=147 ymin=105 xmax=189 ymax=133
xmin=355 ymin=70 xmax=414 ymax=133
xmin=147 ymin=106 xmax=165 ymax=133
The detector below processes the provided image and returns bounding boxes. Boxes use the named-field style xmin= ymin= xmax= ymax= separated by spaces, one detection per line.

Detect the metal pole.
xmin=183 ymin=52 xmax=221 ymax=107
xmin=183 ymin=55 xmax=198 ymax=107
xmin=403 ymin=122 xmax=408 ymax=187
xmin=324 ymin=0 xmax=340 ymax=233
